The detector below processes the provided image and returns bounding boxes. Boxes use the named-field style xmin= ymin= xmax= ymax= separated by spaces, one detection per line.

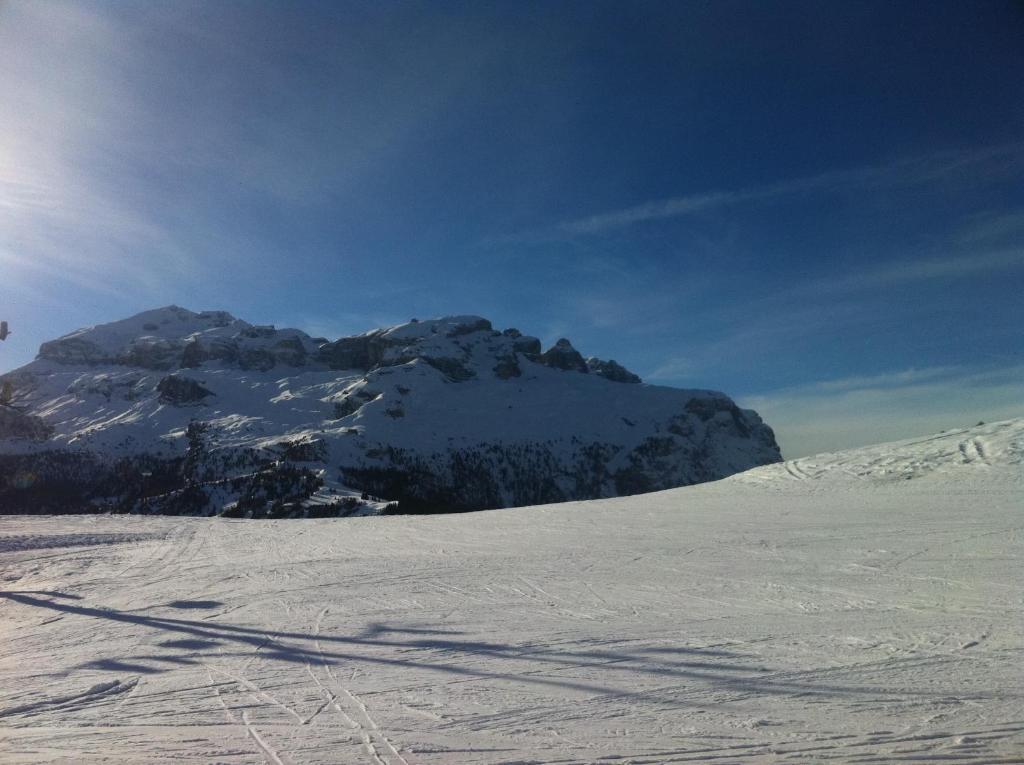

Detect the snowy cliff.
xmin=0 ymin=307 xmax=780 ymax=515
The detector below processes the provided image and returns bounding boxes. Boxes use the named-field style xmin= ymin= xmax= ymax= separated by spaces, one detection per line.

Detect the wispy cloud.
xmin=589 ymin=245 xmax=1024 ymax=381
xmin=957 ymin=209 xmax=1024 ymax=245
xmin=630 ymin=246 xmax=1024 ymax=394
xmin=795 ymin=248 xmax=1024 ymax=296
xmin=559 ymin=142 xmax=1024 ymax=235
xmin=796 ymin=366 xmax=961 ymax=393
xmin=637 ymin=299 xmax=875 ymax=388
xmin=739 ymin=364 xmax=1024 ymax=458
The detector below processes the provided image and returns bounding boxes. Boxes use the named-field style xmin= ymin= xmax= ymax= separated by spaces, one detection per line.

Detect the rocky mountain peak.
xmin=34 ymin=309 xmax=644 ymax=385
xmin=37 ymin=306 xmax=320 ymax=372
xmin=538 ymin=338 xmax=589 ymax=373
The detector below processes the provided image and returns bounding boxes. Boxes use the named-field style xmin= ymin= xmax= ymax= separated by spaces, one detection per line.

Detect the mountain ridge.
xmin=0 ymin=307 xmax=781 ymax=516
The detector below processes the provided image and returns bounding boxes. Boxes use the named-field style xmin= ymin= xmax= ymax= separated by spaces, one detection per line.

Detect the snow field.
xmin=0 ymin=419 xmax=1021 ymax=763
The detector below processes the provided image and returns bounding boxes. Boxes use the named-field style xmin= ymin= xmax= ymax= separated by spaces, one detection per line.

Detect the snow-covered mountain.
xmin=0 ymin=306 xmax=780 ymax=515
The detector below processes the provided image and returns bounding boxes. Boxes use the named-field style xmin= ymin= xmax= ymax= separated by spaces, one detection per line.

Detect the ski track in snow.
xmin=0 ymin=418 xmax=1022 ymax=763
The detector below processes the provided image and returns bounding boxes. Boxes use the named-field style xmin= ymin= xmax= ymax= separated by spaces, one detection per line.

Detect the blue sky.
xmin=1 ymin=0 xmax=1022 ymax=457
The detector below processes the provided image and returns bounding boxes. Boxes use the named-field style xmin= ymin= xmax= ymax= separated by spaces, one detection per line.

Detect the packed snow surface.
xmin=1 ymin=419 xmax=1021 ymax=763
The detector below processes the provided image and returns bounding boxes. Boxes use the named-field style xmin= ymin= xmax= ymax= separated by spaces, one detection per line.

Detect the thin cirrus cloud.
xmin=957 ymin=209 xmax=1024 ymax=244
xmin=788 ymin=248 xmax=1024 ymax=297
xmin=558 ymin=142 xmax=1024 ymax=236
xmin=639 ymin=248 xmax=1023 ymax=391
xmin=615 ymin=247 xmax=1024 ymax=359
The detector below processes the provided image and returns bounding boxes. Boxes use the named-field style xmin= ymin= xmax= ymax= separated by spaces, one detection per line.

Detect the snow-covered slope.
xmin=733 ymin=416 xmax=1023 ymax=488
xmin=0 ymin=418 xmax=1020 ymax=763
xmin=0 ymin=307 xmax=780 ymax=515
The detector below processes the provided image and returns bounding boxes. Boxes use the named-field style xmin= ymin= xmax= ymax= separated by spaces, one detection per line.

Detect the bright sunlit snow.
xmin=1 ymin=418 xmax=1021 ymax=763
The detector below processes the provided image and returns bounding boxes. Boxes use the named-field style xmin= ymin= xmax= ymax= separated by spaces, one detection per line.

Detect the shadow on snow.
xmin=1 ymin=590 xmax=1013 ymax=705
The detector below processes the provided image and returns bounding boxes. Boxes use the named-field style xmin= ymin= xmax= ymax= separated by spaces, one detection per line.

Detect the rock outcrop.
xmin=587 ymin=357 xmax=642 ymax=384
xmin=0 ymin=407 xmax=52 ymax=441
xmin=156 ymin=375 xmax=214 ymax=406
xmin=538 ymin=338 xmax=589 ymax=373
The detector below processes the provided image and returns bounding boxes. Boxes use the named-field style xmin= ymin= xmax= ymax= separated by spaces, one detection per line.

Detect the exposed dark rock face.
xmin=237 ymin=348 xmax=276 ymax=371
xmin=539 ymin=338 xmax=589 ymax=372
xmin=205 ymin=338 xmax=240 ymax=365
xmin=423 ymin=356 xmax=475 ymax=382
xmin=0 ymin=407 xmax=52 ymax=441
xmin=447 ymin=318 xmax=492 ymax=336
xmin=157 ymin=375 xmax=214 ymax=405
xmin=180 ymin=340 xmax=205 ymax=368
xmin=195 ymin=310 xmax=234 ymax=327
xmin=513 ymin=336 xmax=542 ymax=356
xmin=684 ymin=396 xmax=753 ymax=438
xmin=273 ymin=337 xmax=308 ymax=365
xmin=587 ymin=357 xmax=641 ymax=384
xmin=316 ymin=333 xmax=389 ymax=371
xmin=38 ymin=336 xmax=107 ymax=365
xmin=241 ymin=325 xmax=276 ymax=339
xmin=493 ymin=355 xmax=522 ymax=379
xmin=121 ymin=338 xmax=181 ymax=370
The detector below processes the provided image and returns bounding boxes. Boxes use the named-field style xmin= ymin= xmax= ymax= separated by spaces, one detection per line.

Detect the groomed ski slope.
xmin=1 ymin=418 xmax=1021 ymax=764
